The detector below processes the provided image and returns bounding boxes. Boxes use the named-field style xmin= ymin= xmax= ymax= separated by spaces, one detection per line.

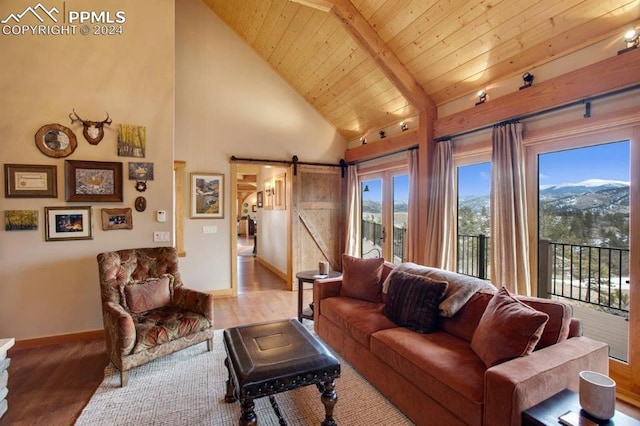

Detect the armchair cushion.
xmin=132 ymin=307 xmax=211 ymax=354
xmin=123 ymin=274 xmax=174 ymax=313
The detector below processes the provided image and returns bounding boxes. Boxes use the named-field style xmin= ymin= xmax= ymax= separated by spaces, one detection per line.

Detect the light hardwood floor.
xmin=1 ymin=257 xmax=638 ymax=425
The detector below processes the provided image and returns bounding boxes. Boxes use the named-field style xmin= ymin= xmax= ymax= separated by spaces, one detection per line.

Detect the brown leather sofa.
xmin=313 ymin=261 xmax=609 ymax=426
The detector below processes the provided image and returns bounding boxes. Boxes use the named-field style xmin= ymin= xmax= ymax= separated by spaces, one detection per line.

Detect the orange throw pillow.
xmin=471 ymin=286 xmax=549 ymax=367
xmin=340 ymin=254 xmax=384 ymax=302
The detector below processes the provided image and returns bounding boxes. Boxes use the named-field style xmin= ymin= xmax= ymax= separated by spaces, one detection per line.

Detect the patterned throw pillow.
xmin=471 ymin=286 xmax=549 ymax=367
xmin=383 ymin=271 xmax=448 ymax=333
xmin=121 ymin=274 xmax=175 ymax=313
xmin=339 ymin=254 xmax=385 ymax=303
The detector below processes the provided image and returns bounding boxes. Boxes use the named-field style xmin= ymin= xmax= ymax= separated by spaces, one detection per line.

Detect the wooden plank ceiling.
xmin=203 ymin=0 xmax=640 ymax=141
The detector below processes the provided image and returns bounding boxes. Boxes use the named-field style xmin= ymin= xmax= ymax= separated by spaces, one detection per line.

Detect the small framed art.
xmin=4 ymin=164 xmax=57 ymax=198
xmin=191 ymin=172 xmax=224 ymax=219
xmin=101 ymin=208 xmax=133 ymax=230
xmin=45 ymin=206 xmax=93 ymax=241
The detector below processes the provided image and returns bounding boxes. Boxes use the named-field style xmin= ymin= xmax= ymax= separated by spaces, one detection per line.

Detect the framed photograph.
xmin=127 ymin=162 xmax=154 ymax=180
xmin=45 ymin=206 xmax=92 ymax=241
xmin=34 ymin=123 xmax=77 ymax=158
xmin=65 ymin=160 xmax=123 ymax=202
xmin=257 ymin=191 xmax=263 ymax=208
xmin=5 ymin=210 xmax=38 ymax=231
xmin=4 ymin=164 xmax=57 ymax=198
xmin=191 ymin=172 xmax=224 ymax=219
xmin=101 ymin=208 xmax=133 ymax=230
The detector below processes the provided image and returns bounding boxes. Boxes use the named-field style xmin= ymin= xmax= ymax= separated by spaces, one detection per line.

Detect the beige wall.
xmin=0 ymin=0 xmax=175 ymax=339
xmin=175 ymin=0 xmax=345 ymax=292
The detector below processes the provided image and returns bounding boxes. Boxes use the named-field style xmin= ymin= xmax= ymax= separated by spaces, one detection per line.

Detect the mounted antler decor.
xmin=69 ymin=109 xmax=112 ymax=145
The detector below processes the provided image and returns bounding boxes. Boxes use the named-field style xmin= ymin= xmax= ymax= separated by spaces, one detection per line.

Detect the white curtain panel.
xmin=490 ymin=122 xmax=531 ymax=295
xmin=424 ymin=140 xmax=456 ymax=270
xmin=405 ymin=149 xmax=420 ymax=262
xmin=345 ymin=164 xmax=361 ymax=257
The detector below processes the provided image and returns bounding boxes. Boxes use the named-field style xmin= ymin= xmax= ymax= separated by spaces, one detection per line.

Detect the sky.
xmin=458 ymin=140 xmax=630 ymax=197
xmin=362 ymin=140 xmax=630 ymax=200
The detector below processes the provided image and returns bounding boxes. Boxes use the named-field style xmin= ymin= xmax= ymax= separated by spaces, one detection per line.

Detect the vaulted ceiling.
xmin=203 ymin=0 xmax=640 ymax=141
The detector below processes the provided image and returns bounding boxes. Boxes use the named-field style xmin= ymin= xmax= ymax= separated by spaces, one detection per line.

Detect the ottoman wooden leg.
xmin=224 ymin=357 xmax=237 ymax=403
xmin=319 ymin=378 xmax=337 ymax=426
xmin=240 ymin=397 xmax=257 ymax=426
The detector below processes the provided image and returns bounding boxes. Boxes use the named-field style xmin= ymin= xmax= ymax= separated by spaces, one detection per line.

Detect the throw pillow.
xmin=471 ymin=286 xmax=549 ymax=368
xmin=340 ymin=254 xmax=384 ymax=303
xmin=122 ymin=274 xmax=174 ymax=314
xmin=383 ymin=271 xmax=448 ymax=333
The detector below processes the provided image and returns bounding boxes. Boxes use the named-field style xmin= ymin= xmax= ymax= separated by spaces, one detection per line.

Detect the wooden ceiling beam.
xmin=289 ymin=0 xmax=333 ymax=12
xmin=328 ymin=0 xmax=436 ymax=118
xmin=434 ymin=48 xmax=640 ymax=139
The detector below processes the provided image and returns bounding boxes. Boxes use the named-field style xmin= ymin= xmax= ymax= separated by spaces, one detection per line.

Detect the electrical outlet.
xmin=153 ymin=231 xmax=170 ymax=242
xmin=203 ymin=225 xmax=217 ymax=234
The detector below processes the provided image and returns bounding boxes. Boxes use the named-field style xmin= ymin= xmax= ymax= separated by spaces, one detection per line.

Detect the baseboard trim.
xmin=13 ymin=329 xmax=105 ymax=349
xmin=255 ymin=256 xmax=287 ymax=281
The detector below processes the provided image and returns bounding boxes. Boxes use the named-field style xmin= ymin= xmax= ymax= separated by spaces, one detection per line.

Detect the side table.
xmin=522 ymin=388 xmax=638 ymax=425
xmin=296 ymin=270 xmax=341 ymax=322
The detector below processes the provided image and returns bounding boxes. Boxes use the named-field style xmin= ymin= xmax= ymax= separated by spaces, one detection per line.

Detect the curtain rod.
xmin=348 ymin=144 xmax=418 ymax=165
xmin=435 ymin=83 xmax=640 ymax=142
xmin=230 ymin=155 xmax=346 ymax=176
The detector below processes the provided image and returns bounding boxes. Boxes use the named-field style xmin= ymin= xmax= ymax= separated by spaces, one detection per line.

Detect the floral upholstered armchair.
xmin=97 ymin=246 xmax=214 ymax=386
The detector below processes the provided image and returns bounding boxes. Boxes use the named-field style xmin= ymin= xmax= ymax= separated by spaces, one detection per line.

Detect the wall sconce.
xmin=618 ymin=29 xmax=639 ymax=54
xmin=475 ymin=90 xmax=487 ymax=106
xmin=519 ymin=72 xmax=534 ymax=90
xmin=360 ymin=136 xmax=367 ymax=145
xmin=400 ymin=121 xmax=408 ymax=131
xmin=379 ymin=130 xmax=386 ymax=139
xmin=363 ymin=185 xmax=370 ymax=192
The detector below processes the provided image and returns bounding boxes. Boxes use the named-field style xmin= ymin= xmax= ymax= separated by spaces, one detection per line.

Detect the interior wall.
xmin=174 ymin=0 xmax=345 ymax=292
xmin=0 ymin=0 xmax=175 ymax=339
xmin=257 ymin=166 xmax=290 ymax=274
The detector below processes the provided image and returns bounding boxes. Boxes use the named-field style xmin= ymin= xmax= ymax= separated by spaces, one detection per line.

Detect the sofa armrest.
xmin=313 ymin=277 xmax=343 ymax=331
xmin=484 ymin=336 xmax=608 ymax=426
xmin=103 ymin=302 xmax=136 ymax=359
xmin=173 ymin=287 xmax=214 ymax=325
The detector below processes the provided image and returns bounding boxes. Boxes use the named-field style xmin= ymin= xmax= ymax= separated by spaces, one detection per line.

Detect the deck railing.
xmin=456 ymin=234 xmax=630 ymax=313
xmin=539 ymin=240 xmax=629 ymax=313
xmin=361 ymin=219 xmax=407 ymax=263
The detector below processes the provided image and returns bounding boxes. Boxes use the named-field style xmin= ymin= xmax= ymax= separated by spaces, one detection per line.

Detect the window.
xmin=456 ymin=162 xmax=491 ymax=278
xmin=360 ymin=167 xmax=409 ymax=264
xmin=538 ymin=140 xmax=630 ymax=362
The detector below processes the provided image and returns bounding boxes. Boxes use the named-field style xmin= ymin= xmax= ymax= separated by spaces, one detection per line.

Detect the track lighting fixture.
xmin=475 ymin=90 xmax=487 ymax=106
xmin=379 ymin=130 xmax=386 ymax=139
xmin=360 ymin=136 xmax=367 ymax=145
xmin=400 ymin=121 xmax=408 ymax=131
xmin=618 ymin=29 xmax=639 ymax=55
xmin=519 ymin=72 xmax=534 ymax=90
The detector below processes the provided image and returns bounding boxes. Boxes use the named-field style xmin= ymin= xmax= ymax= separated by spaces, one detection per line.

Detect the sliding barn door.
xmin=291 ymin=165 xmax=345 ymax=287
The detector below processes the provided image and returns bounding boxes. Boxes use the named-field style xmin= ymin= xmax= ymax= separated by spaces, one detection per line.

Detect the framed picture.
xmin=252 ymin=204 xmax=257 ymax=212
xmin=45 ymin=206 xmax=92 ymax=241
xmin=65 ymin=160 xmax=123 ymax=202
xmin=127 ymin=162 xmax=154 ymax=180
xmin=34 ymin=123 xmax=77 ymax=158
xmin=191 ymin=172 xmax=224 ymax=219
xmin=101 ymin=208 xmax=133 ymax=230
xmin=5 ymin=210 xmax=38 ymax=231
xmin=117 ymin=124 xmax=146 ymax=158
xmin=4 ymin=164 xmax=57 ymax=198
xmin=257 ymin=191 xmax=263 ymax=208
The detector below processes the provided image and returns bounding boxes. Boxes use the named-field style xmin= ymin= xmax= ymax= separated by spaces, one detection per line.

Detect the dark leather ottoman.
xmin=224 ymin=319 xmax=341 ymax=426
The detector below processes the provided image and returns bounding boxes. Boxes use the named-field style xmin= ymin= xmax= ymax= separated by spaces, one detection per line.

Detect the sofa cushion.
xmin=123 ymin=274 xmax=174 ymax=314
xmin=381 ymin=262 xmax=496 ymax=317
xmin=518 ymin=296 xmax=572 ymax=349
xmin=383 ymin=271 xmax=448 ymax=333
xmin=471 ymin=286 xmax=549 ymax=367
xmin=440 ymin=289 xmax=495 ymax=342
xmin=321 ymin=297 xmax=397 ymax=348
xmin=371 ymin=327 xmax=485 ymax=426
xmin=340 ymin=254 xmax=384 ymax=303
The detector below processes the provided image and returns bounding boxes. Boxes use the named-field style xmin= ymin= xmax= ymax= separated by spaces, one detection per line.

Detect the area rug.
xmin=75 ymin=329 xmax=414 ymax=425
